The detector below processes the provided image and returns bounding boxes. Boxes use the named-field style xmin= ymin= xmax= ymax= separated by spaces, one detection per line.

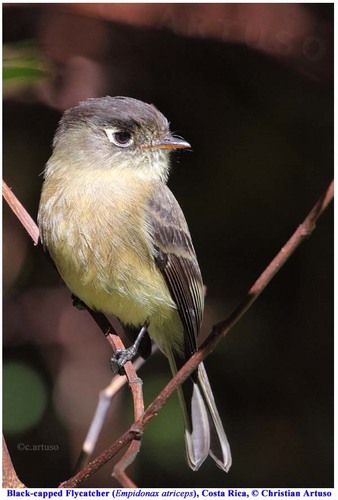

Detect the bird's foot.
xmin=110 ymin=321 xmax=149 ymax=375
xmin=110 ymin=345 xmax=139 ymax=375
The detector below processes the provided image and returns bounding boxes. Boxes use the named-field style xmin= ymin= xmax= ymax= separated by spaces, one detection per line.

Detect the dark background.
xmin=3 ymin=3 xmax=333 ymax=488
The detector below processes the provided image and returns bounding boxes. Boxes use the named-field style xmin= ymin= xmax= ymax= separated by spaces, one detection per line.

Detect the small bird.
xmin=38 ymin=96 xmax=232 ymax=472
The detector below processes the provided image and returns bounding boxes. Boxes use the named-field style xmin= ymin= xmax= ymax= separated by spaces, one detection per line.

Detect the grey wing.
xmin=146 ymin=183 xmax=204 ymax=359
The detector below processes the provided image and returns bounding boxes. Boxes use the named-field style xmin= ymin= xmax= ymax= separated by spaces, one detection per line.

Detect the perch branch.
xmin=84 ymin=310 xmax=144 ymax=487
xmin=75 ymin=355 xmax=146 ymax=474
xmin=58 ymin=179 xmax=334 ymax=486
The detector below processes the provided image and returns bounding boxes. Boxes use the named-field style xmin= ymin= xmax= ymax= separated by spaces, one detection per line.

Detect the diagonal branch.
xmin=201 ymin=178 xmax=334 ymax=354
xmin=3 ymin=180 xmax=39 ymax=245
xmin=58 ymin=179 xmax=334 ymax=487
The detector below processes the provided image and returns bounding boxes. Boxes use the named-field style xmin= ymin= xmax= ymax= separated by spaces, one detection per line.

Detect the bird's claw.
xmin=110 ymin=346 xmax=138 ymax=375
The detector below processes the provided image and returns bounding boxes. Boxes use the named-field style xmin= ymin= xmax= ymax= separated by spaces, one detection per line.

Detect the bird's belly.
xmin=39 ymin=175 xmax=184 ymax=355
xmin=49 ymin=232 xmax=184 ymax=355
xmin=53 ymin=237 xmax=169 ymax=313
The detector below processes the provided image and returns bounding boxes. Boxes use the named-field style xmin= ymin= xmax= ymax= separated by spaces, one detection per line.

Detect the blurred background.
xmin=3 ymin=3 xmax=333 ymax=488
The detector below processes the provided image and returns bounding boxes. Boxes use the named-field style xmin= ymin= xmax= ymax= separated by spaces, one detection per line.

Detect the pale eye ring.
xmin=104 ymin=128 xmax=133 ymax=148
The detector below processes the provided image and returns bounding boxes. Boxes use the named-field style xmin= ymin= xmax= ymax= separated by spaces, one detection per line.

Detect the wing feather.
xmin=146 ymin=183 xmax=204 ymax=358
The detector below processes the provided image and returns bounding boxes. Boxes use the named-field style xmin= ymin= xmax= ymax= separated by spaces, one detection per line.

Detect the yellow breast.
xmin=38 ymin=167 xmax=184 ymax=354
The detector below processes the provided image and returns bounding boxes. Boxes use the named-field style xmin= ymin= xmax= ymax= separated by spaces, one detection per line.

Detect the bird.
xmin=38 ymin=96 xmax=232 ymax=472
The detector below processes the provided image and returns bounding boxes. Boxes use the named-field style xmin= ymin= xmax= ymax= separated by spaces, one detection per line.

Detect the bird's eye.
xmin=104 ymin=128 xmax=133 ymax=148
xmin=113 ymin=131 xmax=132 ymax=146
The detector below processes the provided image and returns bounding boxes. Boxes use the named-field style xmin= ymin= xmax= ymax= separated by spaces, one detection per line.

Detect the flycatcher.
xmin=38 ymin=96 xmax=232 ymax=472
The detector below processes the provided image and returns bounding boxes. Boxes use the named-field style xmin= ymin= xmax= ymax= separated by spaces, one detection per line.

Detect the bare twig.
xmin=69 ymin=308 xmax=145 ymax=487
xmin=206 ymin=178 xmax=334 ymax=347
xmin=77 ymin=313 xmax=146 ymax=487
xmin=3 ymin=180 xmax=39 ymax=245
xmin=112 ymin=440 xmax=140 ymax=488
xmin=110 ymin=346 xmax=144 ymax=486
xmin=60 ymin=427 xmax=142 ymax=488
xmin=76 ymin=356 xmax=146 ymax=473
xmin=58 ymin=180 xmax=333 ymax=486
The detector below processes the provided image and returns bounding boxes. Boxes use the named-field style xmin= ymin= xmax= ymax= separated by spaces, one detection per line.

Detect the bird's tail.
xmin=167 ymin=352 xmax=232 ymax=472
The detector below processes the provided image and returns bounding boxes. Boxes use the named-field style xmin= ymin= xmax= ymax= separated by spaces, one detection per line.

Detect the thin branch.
xmin=3 ymin=180 xmax=39 ymax=245
xmin=68 ymin=309 xmax=145 ymax=487
xmin=75 ymin=355 xmax=146 ymax=473
xmin=60 ymin=428 xmax=142 ymax=488
xmin=204 ymin=178 xmax=334 ymax=349
xmin=59 ymin=179 xmax=333 ymax=486
xmin=112 ymin=441 xmax=140 ymax=488
xmin=70 ymin=310 xmax=146 ymax=487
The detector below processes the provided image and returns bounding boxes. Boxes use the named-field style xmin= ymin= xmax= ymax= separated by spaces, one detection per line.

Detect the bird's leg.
xmin=110 ymin=321 xmax=149 ymax=375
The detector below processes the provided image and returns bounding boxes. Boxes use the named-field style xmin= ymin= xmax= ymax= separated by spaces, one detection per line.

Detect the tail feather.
xmin=167 ymin=351 xmax=232 ymax=472
xmin=184 ymin=381 xmax=210 ymax=470
xmin=197 ymin=363 xmax=232 ymax=472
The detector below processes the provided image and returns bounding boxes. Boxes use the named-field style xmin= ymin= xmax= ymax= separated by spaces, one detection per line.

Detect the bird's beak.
xmin=146 ymin=134 xmax=191 ymax=150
